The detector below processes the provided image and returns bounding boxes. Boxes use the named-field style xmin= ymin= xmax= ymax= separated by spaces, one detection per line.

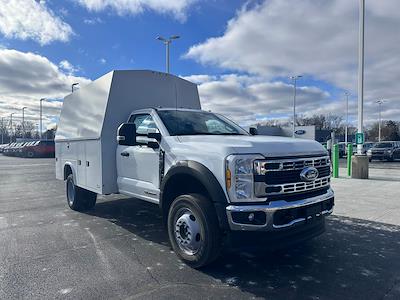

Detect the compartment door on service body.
xmin=116 ymin=114 xmax=160 ymax=203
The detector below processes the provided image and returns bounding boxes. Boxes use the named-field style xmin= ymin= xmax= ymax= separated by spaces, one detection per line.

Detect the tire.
xmin=66 ymin=174 xmax=97 ymax=211
xmin=167 ymin=194 xmax=221 ymax=268
xmin=27 ymin=151 xmax=35 ymax=158
xmin=369 ymin=158 xmax=372 ymax=162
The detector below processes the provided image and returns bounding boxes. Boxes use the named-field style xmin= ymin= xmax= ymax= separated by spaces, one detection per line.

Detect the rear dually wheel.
xmin=66 ymin=174 xmax=97 ymax=211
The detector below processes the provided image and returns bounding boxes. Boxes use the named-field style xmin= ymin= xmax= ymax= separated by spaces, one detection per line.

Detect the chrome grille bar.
xmin=254 ymin=156 xmax=330 ymax=174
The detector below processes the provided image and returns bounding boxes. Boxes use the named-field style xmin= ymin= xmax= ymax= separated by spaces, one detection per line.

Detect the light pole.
xmin=22 ymin=106 xmax=27 ymax=139
xmin=357 ymin=0 xmax=365 ymax=155
xmin=376 ymin=99 xmax=384 ymax=142
xmin=156 ymin=35 xmax=180 ymax=73
xmin=40 ymin=98 xmax=45 ymax=140
xmin=290 ymin=75 xmax=302 ymax=137
xmin=344 ymin=92 xmax=350 ymax=149
xmin=72 ymin=83 xmax=79 ymax=93
xmin=1 ymin=117 xmax=3 ymax=144
xmin=10 ymin=113 xmax=14 ymax=142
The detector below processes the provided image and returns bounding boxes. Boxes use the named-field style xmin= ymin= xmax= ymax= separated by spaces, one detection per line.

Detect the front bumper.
xmin=226 ymin=188 xmax=334 ymax=231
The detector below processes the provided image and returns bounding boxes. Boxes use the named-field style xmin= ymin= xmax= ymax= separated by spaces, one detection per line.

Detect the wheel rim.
xmin=174 ymin=208 xmax=202 ymax=256
xmin=67 ymin=179 xmax=75 ymax=206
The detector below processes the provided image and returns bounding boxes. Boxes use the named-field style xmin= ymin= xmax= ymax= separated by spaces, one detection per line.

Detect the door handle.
xmin=120 ymin=152 xmax=130 ymax=157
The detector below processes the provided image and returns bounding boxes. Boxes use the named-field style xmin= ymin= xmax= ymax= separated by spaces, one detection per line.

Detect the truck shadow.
xmin=87 ymin=196 xmax=400 ymax=299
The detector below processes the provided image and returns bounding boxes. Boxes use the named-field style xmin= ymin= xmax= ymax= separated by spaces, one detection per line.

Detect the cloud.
xmin=181 ymin=74 xmax=216 ymax=85
xmin=59 ymin=60 xmax=79 ymax=74
xmin=83 ymin=17 xmax=103 ymax=25
xmin=0 ymin=0 xmax=73 ymax=45
xmin=75 ymin=0 xmax=198 ymax=21
xmin=0 ymin=49 xmax=90 ymax=130
xmin=185 ymin=0 xmax=400 ymax=123
xmin=182 ymin=74 xmax=331 ymax=126
xmin=99 ymin=58 xmax=106 ymax=64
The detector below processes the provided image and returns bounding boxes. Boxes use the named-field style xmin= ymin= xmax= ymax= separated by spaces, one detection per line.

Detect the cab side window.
xmin=129 ymin=114 xmax=157 ymax=135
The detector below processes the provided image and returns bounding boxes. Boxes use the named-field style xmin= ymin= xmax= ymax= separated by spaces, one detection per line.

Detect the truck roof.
xmin=56 ymin=70 xmax=201 ymax=141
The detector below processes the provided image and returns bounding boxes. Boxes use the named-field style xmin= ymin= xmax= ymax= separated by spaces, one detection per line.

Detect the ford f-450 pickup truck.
xmin=55 ymin=70 xmax=334 ymax=268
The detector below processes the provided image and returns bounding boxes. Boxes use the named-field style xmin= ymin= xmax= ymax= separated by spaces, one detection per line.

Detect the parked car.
xmin=0 ymin=143 xmax=9 ymax=153
xmin=21 ymin=140 xmax=54 ymax=158
xmin=352 ymin=142 xmax=375 ymax=155
xmin=367 ymin=141 xmax=400 ymax=161
xmin=4 ymin=142 xmax=23 ymax=156
xmin=16 ymin=141 xmax=35 ymax=157
xmin=56 ymin=70 xmax=334 ymax=268
xmin=2 ymin=143 xmax=14 ymax=155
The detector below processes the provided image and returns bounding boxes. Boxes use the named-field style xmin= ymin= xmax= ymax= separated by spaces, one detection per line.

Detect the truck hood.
xmin=177 ymin=135 xmax=327 ymax=157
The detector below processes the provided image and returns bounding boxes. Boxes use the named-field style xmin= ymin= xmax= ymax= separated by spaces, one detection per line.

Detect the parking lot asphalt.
xmin=1 ymin=155 xmax=400 ymax=300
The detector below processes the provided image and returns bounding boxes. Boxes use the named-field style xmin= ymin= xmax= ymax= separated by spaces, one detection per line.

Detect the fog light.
xmin=248 ymin=213 xmax=255 ymax=222
xmin=231 ymin=211 xmax=267 ymax=225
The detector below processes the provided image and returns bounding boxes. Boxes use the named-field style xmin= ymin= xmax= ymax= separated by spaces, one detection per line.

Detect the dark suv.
xmin=367 ymin=141 xmax=400 ymax=161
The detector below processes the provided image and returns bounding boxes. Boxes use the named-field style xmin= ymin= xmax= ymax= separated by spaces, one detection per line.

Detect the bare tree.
xmin=368 ymin=120 xmax=400 ymax=141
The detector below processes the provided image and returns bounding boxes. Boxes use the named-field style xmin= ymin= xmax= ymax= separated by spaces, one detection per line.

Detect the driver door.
xmin=116 ymin=114 xmax=160 ymax=203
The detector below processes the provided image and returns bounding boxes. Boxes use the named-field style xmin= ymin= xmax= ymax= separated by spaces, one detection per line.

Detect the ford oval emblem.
xmin=300 ymin=167 xmax=319 ymax=182
xmin=295 ymin=129 xmax=306 ymax=135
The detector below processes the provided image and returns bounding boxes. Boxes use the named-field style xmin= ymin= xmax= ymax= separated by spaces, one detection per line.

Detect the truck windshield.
xmin=374 ymin=142 xmax=393 ymax=148
xmin=157 ymin=110 xmax=248 ymax=136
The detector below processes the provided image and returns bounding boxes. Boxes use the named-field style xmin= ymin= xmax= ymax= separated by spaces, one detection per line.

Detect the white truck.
xmin=55 ymin=70 xmax=334 ymax=268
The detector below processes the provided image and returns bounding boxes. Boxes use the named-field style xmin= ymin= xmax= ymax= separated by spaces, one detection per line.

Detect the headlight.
xmin=385 ymin=149 xmax=393 ymax=154
xmin=225 ymin=154 xmax=264 ymax=202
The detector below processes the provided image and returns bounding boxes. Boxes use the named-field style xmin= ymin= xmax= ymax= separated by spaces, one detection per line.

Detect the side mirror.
xmin=117 ymin=123 xmax=136 ymax=146
xmin=249 ymin=127 xmax=258 ymax=135
xmin=147 ymin=131 xmax=161 ymax=142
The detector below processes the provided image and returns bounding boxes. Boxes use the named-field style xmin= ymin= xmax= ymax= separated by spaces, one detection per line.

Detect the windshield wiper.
xmin=177 ymin=132 xmax=245 ymax=136
xmin=216 ymin=133 xmax=246 ymax=135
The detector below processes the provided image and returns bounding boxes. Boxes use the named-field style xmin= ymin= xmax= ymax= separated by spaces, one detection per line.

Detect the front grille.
xmin=254 ymin=155 xmax=331 ymax=199
xmin=261 ymin=165 xmax=330 ymax=184
xmin=372 ymin=150 xmax=384 ymax=155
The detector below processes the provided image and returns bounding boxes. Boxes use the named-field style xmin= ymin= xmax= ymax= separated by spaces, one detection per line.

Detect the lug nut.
xmin=248 ymin=213 xmax=255 ymax=222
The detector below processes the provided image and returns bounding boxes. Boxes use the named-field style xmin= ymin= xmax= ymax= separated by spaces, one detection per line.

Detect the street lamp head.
xmin=156 ymin=36 xmax=166 ymax=42
xmin=376 ymin=99 xmax=384 ymax=104
xmin=22 ymin=106 xmax=27 ymax=110
xmin=72 ymin=83 xmax=79 ymax=93
xmin=40 ymin=98 xmax=46 ymax=101
xmin=169 ymin=35 xmax=180 ymax=40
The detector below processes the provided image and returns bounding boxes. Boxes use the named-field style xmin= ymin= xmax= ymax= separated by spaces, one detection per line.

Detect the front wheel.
xmin=167 ymin=194 xmax=221 ymax=268
xmin=66 ymin=174 xmax=97 ymax=211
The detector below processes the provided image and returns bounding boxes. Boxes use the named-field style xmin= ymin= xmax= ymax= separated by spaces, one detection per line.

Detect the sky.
xmin=0 ymin=0 xmax=399 ymax=131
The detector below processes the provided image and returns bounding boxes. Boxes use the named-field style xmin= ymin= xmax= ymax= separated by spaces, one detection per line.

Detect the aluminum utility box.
xmin=55 ymin=70 xmax=201 ymax=194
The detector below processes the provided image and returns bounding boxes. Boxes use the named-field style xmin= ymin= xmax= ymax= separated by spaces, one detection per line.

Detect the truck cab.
xmin=56 ymin=71 xmax=334 ymax=268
